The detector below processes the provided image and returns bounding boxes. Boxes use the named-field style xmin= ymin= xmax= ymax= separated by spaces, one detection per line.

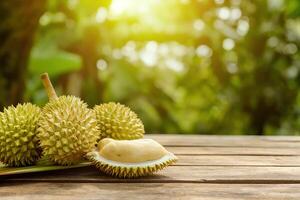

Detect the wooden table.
xmin=1 ymin=134 xmax=300 ymax=200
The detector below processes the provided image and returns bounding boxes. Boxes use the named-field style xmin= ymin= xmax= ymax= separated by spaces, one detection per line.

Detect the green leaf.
xmin=286 ymin=0 xmax=300 ymax=17
xmin=29 ymin=48 xmax=82 ymax=76
xmin=0 ymin=158 xmax=91 ymax=176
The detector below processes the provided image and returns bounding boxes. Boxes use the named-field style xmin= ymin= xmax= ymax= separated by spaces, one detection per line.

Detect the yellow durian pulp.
xmin=98 ymin=138 xmax=168 ymax=163
xmin=87 ymin=138 xmax=177 ymax=178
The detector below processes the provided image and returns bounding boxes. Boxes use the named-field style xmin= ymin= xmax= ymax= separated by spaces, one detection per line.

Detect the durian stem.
xmin=41 ymin=73 xmax=58 ymax=100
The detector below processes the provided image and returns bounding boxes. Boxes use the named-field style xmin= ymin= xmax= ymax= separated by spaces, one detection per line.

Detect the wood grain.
xmin=176 ymin=155 xmax=300 ymax=166
xmin=2 ymin=134 xmax=300 ymax=199
xmin=167 ymin=146 xmax=300 ymax=155
xmin=147 ymin=134 xmax=300 ymax=147
xmin=3 ymin=165 xmax=300 ymax=183
xmin=1 ymin=183 xmax=300 ymax=200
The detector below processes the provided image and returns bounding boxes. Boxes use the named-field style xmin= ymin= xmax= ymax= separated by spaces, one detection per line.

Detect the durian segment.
xmin=87 ymin=138 xmax=178 ymax=178
xmin=94 ymin=102 xmax=144 ymax=140
xmin=38 ymin=96 xmax=99 ymax=165
xmin=97 ymin=138 xmax=114 ymax=152
xmin=0 ymin=103 xmax=41 ymax=167
xmin=98 ymin=138 xmax=169 ymax=163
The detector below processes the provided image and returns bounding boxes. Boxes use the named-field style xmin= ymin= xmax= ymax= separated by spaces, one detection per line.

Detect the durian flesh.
xmin=94 ymin=102 xmax=144 ymax=140
xmin=0 ymin=103 xmax=41 ymax=167
xmin=87 ymin=138 xmax=177 ymax=178
xmin=38 ymin=96 xmax=99 ymax=165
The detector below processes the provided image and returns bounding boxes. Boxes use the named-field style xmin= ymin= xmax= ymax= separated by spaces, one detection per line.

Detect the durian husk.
xmin=38 ymin=96 xmax=99 ymax=165
xmin=86 ymin=138 xmax=177 ymax=178
xmin=87 ymin=151 xmax=177 ymax=178
xmin=94 ymin=102 xmax=145 ymax=140
xmin=0 ymin=103 xmax=41 ymax=167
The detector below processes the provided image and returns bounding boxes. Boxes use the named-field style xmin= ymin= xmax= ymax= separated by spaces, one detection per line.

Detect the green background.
xmin=4 ymin=0 xmax=300 ymax=135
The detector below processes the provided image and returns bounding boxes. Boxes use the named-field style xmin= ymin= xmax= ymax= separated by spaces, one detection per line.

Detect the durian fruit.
xmin=0 ymin=103 xmax=42 ymax=167
xmin=38 ymin=73 xmax=99 ymax=165
xmin=87 ymin=138 xmax=177 ymax=178
xmin=94 ymin=102 xmax=144 ymax=140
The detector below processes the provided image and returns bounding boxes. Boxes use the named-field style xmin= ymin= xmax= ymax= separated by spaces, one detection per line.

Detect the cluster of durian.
xmin=0 ymin=73 xmax=177 ymax=178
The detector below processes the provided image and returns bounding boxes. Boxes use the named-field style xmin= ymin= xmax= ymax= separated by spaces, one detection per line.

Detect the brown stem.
xmin=40 ymin=73 xmax=58 ymax=101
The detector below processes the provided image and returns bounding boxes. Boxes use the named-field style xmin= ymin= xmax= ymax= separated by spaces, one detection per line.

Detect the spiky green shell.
xmin=87 ymin=151 xmax=177 ymax=178
xmin=38 ymin=96 xmax=99 ymax=165
xmin=0 ymin=103 xmax=41 ymax=167
xmin=94 ymin=102 xmax=144 ymax=140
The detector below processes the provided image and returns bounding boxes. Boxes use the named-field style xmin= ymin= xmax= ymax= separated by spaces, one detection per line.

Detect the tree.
xmin=0 ymin=0 xmax=46 ymax=109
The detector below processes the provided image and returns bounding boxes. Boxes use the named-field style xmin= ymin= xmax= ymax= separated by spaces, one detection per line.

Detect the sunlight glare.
xmin=109 ymin=0 xmax=157 ymax=17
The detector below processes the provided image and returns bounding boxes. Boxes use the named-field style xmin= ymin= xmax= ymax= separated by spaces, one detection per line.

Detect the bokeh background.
xmin=1 ymin=0 xmax=300 ymax=135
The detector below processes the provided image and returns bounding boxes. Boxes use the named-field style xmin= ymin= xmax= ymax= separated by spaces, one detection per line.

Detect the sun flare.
xmin=109 ymin=0 xmax=160 ymax=17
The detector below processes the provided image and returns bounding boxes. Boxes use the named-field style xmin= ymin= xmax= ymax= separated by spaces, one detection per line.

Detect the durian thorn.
xmin=41 ymin=73 xmax=58 ymax=101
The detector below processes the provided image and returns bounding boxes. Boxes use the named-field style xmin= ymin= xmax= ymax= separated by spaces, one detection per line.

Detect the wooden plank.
xmin=1 ymin=154 xmax=299 ymax=180
xmin=1 ymin=182 xmax=300 ymax=200
xmin=3 ymin=165 xmax=300 ymax=183
xmin=167 ymin=146 xmax=300 ymax=155
xmin=177 ymin=155 xmax=300 ymax=166
xmin=147 ymin=135 xmax=300 ymax=147
xmin=2 ymin=135 xmax=299 ymax=200
xmin=149 ymin=134 xmax=300 ymax=141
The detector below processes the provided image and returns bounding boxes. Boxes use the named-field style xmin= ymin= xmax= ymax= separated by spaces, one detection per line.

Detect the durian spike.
xmin=41 ymin=73 xmax=58 ymax=101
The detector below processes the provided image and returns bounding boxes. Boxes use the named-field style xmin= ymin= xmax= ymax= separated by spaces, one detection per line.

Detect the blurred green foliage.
xmin=25 ymin=0 xmax=300 ymax=134
xmin=29 ymin=48 xmax=82 ymax=76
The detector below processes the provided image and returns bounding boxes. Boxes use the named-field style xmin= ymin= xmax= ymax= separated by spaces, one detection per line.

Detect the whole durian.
xmin=94 ymin=102 xmax=144 ymax=140
xmin=87 ymin=138 xmax=177 ymax=178
xmin=0 ymin=103 xmax=42 ymax=167
xmin=38 ymin=73 xmax=99 ymax=165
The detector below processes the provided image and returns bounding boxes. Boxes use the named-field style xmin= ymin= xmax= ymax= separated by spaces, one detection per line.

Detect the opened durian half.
xmin=87 ymin=138 xmax=177 ymax=178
